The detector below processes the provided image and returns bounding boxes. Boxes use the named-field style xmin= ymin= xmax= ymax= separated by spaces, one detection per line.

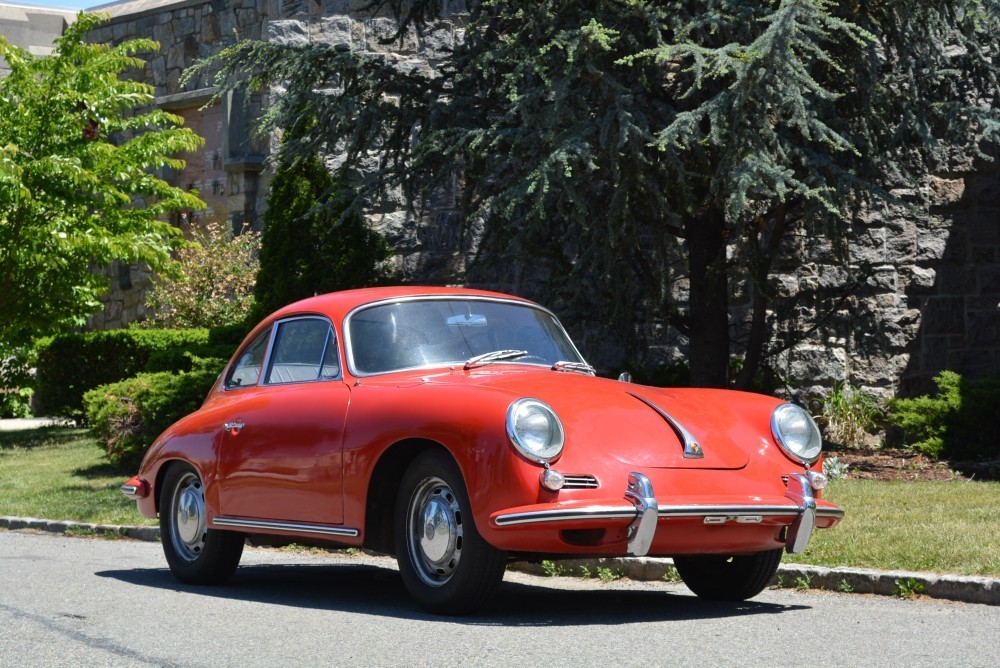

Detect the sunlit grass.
xmin=0 ymin=427 xmax=155 ymax=526
xmin=794 ymin=478 xmax=1000 ymax=576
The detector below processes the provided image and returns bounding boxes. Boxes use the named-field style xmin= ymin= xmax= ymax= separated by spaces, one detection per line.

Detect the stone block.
xmin=920 ymin=335 xmax=950 ymax=375
xmin=978 ymin=266 xmax=1000 ymax=295
xmin=311 ymin=15 xmax=353 ymax=49
xmin=947 ymin=349 xmax=998 ymax=378
xmin=921 ymin=296 xmax=964 ymax=335
xmin=938 ymin=266 xmax=976 ymax=295
xmin=915 ymin=229 xmax=949 ymax=262
xmin=907 ymin=265 xmax=936 ymax=292
xmin=265 ymin=19 xmax=310 ymax=46
xmin=966 ymin=308 xmax=1000 ymax=347
xmin=421 ymin=23 xmax=455 ymax=59
xmin=365 ymin=17 xmax=418 ymax=54
xmin=924 ymin=175 xmax=966 ymax=206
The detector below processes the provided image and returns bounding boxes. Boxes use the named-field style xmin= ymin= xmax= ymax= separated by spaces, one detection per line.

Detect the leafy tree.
xmin=253 ymin=149 xmax=393 ymax=319
xmin=192 ymin=1 xmax=1000 ymax=387
xmin=0 ymin=13 xmax=204 ymax=354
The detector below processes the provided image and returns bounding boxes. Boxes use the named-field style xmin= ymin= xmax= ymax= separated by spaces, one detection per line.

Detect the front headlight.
xmin=506 ymin=398 xmax=565 ymax=463
xmin=771 ymin=403 xmax=822 ymax=464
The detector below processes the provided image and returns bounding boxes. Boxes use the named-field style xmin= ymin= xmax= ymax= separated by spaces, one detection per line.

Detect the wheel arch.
xmin=364 ymin=438 xmax=457 ymax=555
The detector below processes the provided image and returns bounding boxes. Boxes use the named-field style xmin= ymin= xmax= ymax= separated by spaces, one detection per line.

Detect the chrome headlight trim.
xmin=506 ymin=398 xmax=565 ymax=464
xmin=771 ymin=403 xmax=823 ymax=465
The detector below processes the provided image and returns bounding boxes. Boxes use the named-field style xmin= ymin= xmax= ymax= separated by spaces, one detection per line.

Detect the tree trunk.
xmin=686 ymin=205 xmax=729 ymax=388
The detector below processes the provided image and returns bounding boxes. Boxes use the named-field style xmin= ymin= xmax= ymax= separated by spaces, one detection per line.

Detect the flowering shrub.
xmin=146 ymin=222 xmax=260 ymax=329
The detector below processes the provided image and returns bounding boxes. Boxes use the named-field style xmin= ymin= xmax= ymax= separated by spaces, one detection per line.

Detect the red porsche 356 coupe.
xmin=122 ymin=287 xmax=842 ymax=614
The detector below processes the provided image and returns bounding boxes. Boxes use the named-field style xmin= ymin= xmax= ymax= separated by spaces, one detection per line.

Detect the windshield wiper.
xmin=464 ymin=349 xmax=527 ymax=370
xmin=551 ymin=360 xmax=596 ymax=375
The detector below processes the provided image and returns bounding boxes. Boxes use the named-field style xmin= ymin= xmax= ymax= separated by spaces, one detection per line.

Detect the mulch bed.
xmin=828 ymin=447 xmax=1000 ymax=482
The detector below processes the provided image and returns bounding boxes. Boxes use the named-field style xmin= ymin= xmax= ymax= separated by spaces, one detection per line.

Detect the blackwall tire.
xmin=395 ymin=450 xmax=507 ymax=615
xmin=160 ymin=463 xmax=244 ymax=585
xmin=673 ymin=548 xmax=783 ymax=601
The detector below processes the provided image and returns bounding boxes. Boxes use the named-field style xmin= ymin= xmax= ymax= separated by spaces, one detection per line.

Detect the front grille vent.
xmin=561 ymin=474 xmax=599 ymax=489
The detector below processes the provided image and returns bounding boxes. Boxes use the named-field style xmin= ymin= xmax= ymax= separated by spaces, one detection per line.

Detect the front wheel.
xmin=395 ymin=450 xmax=507 ymax=615
xmin=673 ymin=549 xmax=783 ymax=601
xmin=160 ymin=463 xmax=244 ymax=585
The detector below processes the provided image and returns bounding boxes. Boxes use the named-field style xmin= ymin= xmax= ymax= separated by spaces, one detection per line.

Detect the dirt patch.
xmin=827 ymin=447 xmax=1000 ymax=482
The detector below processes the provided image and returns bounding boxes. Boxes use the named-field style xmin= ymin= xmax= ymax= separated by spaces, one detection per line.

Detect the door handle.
xmin=224 ymin=420 xmax=245 ymax=433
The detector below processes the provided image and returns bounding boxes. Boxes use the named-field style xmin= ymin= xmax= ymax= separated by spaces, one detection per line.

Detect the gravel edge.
xmin=3 ymin=515 xmax=996 ymax=605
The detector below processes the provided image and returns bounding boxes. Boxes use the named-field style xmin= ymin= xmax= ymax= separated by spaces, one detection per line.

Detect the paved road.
xmin=1 ymin=531 xmax=997 ymax=667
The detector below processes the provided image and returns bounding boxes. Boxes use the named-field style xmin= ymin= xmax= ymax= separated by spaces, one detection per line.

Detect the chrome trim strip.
xmin=625 ymin=472 xmax=657 ymax=557
xmin=494 ymin=503 xmax=808 ymax=527
xmin=342 ymin=295 xmax=589 ymax=378
xmin=493 ymin=506 xmax=638 ymax=527
xmin=626 ymin=392 xmax=705 ymax=459
xmin=212 ymin=517 xmax=360 ymax=537
xmin=658 ymin=504 xmax=799 ymax=518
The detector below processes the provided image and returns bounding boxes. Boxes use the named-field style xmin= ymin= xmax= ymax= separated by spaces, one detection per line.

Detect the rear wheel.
xmin=395 ymin=450 xmax=507 ymax=615
xmin=673 ymin=549 xmax=783 ymax=601
xmin=160 ymin=463 xmax=244 ymax=585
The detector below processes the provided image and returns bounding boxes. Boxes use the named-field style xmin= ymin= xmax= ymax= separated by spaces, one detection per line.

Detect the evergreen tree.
xmin=193 ymin=1 xmax=1000 ymax=386
xmin=254 ymin=150 xmax=392 ymax=319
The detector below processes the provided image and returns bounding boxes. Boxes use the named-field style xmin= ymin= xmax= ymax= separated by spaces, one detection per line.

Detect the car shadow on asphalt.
xmin=96 ymin=559 xmax=809 ymax=625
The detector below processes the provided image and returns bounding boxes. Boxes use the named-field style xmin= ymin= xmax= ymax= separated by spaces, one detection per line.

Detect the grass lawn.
xmin=792 ymin=478 xmax=1000 ymax=576
xmin=0 ymin=427 xmax=155 ymax=526
xmin=1 ymin=428 xmax=997 ymax=576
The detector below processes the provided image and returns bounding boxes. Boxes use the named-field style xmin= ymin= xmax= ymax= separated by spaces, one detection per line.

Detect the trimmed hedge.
xmin=84 ymin=358 xmax=225 ymax=469
xmin=34 ymin=327 xmax=244 ymax=419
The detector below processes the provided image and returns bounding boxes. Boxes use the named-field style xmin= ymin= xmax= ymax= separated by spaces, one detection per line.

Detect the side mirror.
xmin=617 ymin=371 xmax=633 ymax=383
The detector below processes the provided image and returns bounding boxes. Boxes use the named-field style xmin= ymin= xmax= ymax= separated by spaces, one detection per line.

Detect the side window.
xmin=225 ymin=330 xmax=270 ymax=389
xmin=265 ymin=318 xmax=340 ymax=384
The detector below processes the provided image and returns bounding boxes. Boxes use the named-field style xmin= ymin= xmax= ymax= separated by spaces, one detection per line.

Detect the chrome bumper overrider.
xmin=492 ymin=472 xmax=844 ymax=557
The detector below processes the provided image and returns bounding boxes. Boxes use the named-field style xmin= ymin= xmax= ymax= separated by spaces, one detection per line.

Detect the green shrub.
xmin=0 ymin=345 xmax=36 ymax=418
xmin=83 ymin=358 xmax=225 ymax=469
xmin=820 ymin=381 xmax=884 ymax=448
xmin=145 ymin=221 xmax=260 ymax=329
xmin=889 ymin=371 xmax=1000 ymax=460
xmin=34 ymin=328 xmax=243 ymax=419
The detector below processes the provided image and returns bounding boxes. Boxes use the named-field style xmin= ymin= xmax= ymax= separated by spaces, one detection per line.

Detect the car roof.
xmin=267 ymin=286 xmax=538 ymax=324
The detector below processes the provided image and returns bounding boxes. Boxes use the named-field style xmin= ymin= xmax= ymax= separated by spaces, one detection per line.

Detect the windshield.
xmin=347 ymin=298 xmax=585 ymax=375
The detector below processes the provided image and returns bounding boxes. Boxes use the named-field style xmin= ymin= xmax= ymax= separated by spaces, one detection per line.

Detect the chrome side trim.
xmin=493 ymin=506 xmax=638 ymax=527
xmin=625 ymin=472 xmax=658 ymax=557
xmin=494 ymin=503 xmax=808 ymax=527
xmin=784 ymin=473 xmax=817 ymax=554
xmin=212 ymin=517 xmax=360 ymax=538
xmin=626 ymin=392 xmax=705 ymax=459
xmin=657 ymin=504 xmax=800 ymax=518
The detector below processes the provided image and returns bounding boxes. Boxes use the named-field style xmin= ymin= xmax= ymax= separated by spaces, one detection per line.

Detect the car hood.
xmin=421 ymin=368 xmax=779 ymax=470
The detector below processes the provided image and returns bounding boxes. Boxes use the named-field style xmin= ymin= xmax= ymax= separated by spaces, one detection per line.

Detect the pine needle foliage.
xmin=189 ymin=1 xmax=1000 ymax=386
xmin=0 ymin=13 xmax=204 ymax=352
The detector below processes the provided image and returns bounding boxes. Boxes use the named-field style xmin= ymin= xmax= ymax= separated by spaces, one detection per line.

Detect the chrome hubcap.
xmin=171 ymin=472 xmax=206 ymax=562
xmin=407 ymin=477 xmax=463 ymax=587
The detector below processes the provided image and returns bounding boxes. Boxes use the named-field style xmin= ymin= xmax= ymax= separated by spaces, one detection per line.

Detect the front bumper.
xmin=490 ymin=471 xmax=843 ymax=556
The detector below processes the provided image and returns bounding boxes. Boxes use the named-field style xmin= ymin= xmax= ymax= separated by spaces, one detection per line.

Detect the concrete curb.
xmin=3 ymin=516 xmax=996 ymax=605
xmin=510 ymin=556 xmax=1000 ymax=606
xmin=0 ymin=516 xmax=159 ymax=542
